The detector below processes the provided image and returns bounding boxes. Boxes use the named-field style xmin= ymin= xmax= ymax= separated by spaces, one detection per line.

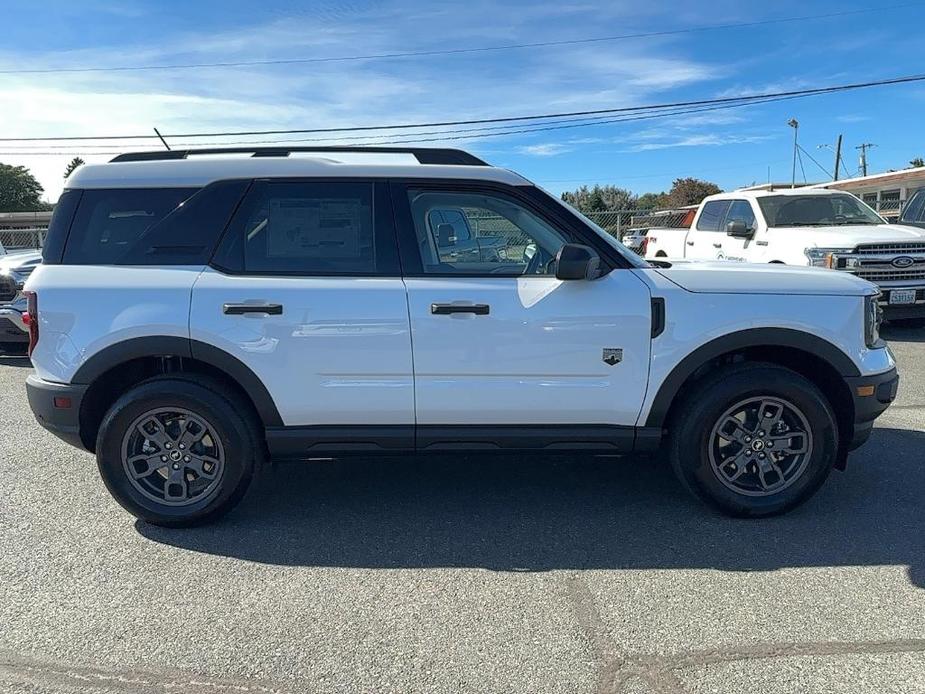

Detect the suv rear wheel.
xmin=96 ymin=377 xmax=261 ymax=527
xmin=668 ymin=363 xmax=838 ymax=517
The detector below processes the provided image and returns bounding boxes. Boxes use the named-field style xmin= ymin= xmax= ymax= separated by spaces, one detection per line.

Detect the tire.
xmin=96 ymin=376 xmax=262 ymax=527
xmin=889 ymin=317 xmax=925 ymax=329
xmin=667 ymin=363 xmax=838 ymax=518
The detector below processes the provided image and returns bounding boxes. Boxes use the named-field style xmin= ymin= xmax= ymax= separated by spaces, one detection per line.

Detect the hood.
xmin=0 ymin=250 xmax=42 ymax=279
xmin=780 ymin=223 xmax=925 ymax=248
xmin=654 ymin=261 xmax=876 ymax=296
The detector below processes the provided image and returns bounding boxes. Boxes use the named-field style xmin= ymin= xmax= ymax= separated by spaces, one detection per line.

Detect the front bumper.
xmin=844 ymin=367 xmax=899 ymax=450
xmin=26 ymin=375 xmax=89 ymax=450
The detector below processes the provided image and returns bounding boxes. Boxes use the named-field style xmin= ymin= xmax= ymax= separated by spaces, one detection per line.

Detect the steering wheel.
xmin=526 ymin=246 xmax=552 ymax=275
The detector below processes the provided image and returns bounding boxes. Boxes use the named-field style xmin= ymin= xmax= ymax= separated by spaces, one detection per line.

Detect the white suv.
xmin=24 ymin=147 xmax=898 ymax=526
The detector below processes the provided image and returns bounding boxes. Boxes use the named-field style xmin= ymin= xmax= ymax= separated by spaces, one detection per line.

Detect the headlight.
xmin=865 ymin=295 xmax=883 ymax=348
xmin=804 ymin=247 xmax=841 ymax=267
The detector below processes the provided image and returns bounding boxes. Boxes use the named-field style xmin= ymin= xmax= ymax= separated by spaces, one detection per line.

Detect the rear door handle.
xmin=431 ymin=303 xmax=490 ymax=315
xmin=686 ymin=241 xmax=695 ymax=246
xmin=223 ymin=303 xmax=283 ymax=315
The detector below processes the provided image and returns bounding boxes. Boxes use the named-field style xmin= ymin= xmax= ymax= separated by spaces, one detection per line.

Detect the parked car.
xmin=644 ymin=188 xmax=925 ymax=327
xmin=899 ymin=187 xmax=925 ymax=230
xmin=25 ymin=146 xmax=898 ymax=526
xmin=0 ymin=249 xmax=42 ymax=353
xmin=621 ymin=228 xmax=648 ymax=255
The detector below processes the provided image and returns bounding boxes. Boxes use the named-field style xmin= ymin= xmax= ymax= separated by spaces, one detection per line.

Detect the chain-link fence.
xmin=0 ymin=229 xmax=45 ymax=250
xmin=582 ymin=209 xmax=692 ymax=242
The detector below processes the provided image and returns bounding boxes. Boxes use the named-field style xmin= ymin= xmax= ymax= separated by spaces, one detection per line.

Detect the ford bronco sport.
xmin=24 ymin=147 xmax=899 ymax=526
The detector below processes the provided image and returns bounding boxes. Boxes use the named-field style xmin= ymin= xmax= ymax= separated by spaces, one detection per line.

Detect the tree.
xmin=665 ymin=177 xmax=722 ymax=207
xmin=0 ymin=163 xmax=46 ymax=212
xmin=64 ymin=156 xmax=85 ymax=179
xmin=910 ymin=157 xmax=924 ymax=168
xmin=636 ymin=191 xmax=669 ymax=210
xmin=560 ymin=184 xmax=636 ymax=213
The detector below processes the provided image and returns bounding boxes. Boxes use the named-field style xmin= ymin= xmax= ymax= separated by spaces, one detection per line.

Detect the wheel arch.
xmin=73 ymin=337 xmax=282 ymax=452
xmin=645 ymin=328 xmax=859 ymax=453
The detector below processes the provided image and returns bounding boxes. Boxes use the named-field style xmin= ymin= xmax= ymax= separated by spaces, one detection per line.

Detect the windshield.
xmin=757 ymin=194 xmax=884 ymax=227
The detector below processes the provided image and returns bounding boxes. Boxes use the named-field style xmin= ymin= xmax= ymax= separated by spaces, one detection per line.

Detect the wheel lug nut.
xmin=745 ymin=436 xmax=752 ymax=442
xmin=161 ymin=455 xmax=168 ymax=462
xmin=758 ymin=453 xmax=766 ymax=459
xmin=179 ymin=444 xmax=185 ymax=450
xmin=184 ymin=455 xmax=190 ymax=462
xmin=172 ymin=463 xmax=180 ymax=469
xmin=165 ymin=443 xmax=172 ymax=449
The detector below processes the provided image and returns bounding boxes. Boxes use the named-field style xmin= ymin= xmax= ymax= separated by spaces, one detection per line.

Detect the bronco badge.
xmin=602 ymin=348 xmax=623 ymax=366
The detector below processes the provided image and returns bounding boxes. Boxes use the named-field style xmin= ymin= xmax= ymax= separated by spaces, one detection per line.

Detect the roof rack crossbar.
xmin=110 ymin=146 xmax=488 ymax=166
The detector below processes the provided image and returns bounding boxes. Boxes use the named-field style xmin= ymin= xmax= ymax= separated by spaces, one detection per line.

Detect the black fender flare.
xmin=71 ymin=336 xmax=283 ymax=427
xmin=644 ymin=328 xmax=860 ymax=429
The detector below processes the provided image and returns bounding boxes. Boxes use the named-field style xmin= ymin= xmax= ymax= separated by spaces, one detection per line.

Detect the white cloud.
xmin=628 ymin=133 xmax=773 ymax=151
xmin=518 ymin=143 xmax=571 ymax=156
xmin=0 ymin=1 xmax=722 ymax=200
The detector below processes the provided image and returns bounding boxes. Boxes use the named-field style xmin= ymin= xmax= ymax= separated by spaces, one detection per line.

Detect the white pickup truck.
xmin=644 ymin=188 xmax=925 ymax=326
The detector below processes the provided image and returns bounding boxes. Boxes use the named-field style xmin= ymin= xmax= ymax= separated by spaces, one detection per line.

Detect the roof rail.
xmin=110 ymin=146 xmax=489 ymax=166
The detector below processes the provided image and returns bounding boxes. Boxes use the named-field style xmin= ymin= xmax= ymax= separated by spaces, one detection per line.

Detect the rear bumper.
xmin=844 ymin=367 xmax=899 ymax=450
xmin=26 ymin=375 xmax=89 ymax=450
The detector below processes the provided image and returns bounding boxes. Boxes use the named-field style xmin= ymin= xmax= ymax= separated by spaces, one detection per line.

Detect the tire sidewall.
xmin=96 ymin=380 xmax=255 ymax=526
xmin=674 ymin=367 xmax=837 ymax=517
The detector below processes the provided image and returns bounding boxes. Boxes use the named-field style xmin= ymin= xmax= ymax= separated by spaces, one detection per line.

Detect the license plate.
xmin=889 ymin=289 xmax=917 ymax=305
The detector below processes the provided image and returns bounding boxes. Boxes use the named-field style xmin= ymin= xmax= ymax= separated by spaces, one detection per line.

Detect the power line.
xmin=1 ymin=3 xmax=918 ymax=75
xmin=0 ymin=94 xmax=810 ymax=153
xmin=797 ymin=144 xmax=832 ymax=178
xmin=3 ymin=72 xmax=925 ymax=143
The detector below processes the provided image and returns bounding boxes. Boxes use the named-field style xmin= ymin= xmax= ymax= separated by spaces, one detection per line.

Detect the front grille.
xmin=856 ymin=269 xmax=925 ymax=282
xmin=0 ymin=276 xmax=16 ymax=302
xmin=855 ymin=242 xmax=925 ymax=254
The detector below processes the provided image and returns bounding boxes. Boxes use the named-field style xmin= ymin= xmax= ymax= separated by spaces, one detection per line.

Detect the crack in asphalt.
xmin=563 ymin=573 xmax=925 ymax=694
xmin=0 ymin=654 xmax=294 ymax=694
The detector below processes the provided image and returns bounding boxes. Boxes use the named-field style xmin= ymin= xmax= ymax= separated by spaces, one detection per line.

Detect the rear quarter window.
xmin=60 ymin=182 xmax=249 ymax=265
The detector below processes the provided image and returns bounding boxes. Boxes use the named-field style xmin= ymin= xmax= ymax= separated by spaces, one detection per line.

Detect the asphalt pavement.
xmin=1 ymin=326 xmax=923 ymax=693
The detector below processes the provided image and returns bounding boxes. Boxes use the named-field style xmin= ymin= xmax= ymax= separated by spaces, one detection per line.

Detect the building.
xmin=812 ymin=166 xmax=925 ymax=220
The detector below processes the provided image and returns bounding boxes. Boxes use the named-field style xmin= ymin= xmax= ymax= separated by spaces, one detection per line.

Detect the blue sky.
xmin=1 ymin=0 xmax=924 ymax=201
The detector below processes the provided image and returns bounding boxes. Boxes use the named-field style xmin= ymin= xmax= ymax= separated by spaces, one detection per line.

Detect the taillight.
xmin=23 ymin=291 xmax=38 ymax=356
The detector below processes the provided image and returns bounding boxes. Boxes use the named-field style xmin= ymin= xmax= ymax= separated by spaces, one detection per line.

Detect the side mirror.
xmin=726 ymin=220 xmax=754 ymax=238
xmin=555 ymin=243 xmax=601 ymax=280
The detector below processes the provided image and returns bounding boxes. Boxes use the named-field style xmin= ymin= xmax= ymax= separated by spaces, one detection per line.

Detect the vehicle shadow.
xmin=0 ymin=355 xmax=32 ymax=367
xmin=881 ymin=324 xmax=925 ymax=343
xmin=136 ymin=427 xmax=925 ymax=587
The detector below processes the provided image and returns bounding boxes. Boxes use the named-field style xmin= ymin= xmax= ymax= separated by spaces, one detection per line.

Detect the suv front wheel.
xmin=96 ymin=377 xmax=261 ymax=527
xmin=668 ymin=363 xmax=838 ymax=517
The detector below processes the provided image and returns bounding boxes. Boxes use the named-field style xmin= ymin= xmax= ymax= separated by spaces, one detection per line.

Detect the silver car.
xmin=0 ymin=249 xmax=42 ymax=354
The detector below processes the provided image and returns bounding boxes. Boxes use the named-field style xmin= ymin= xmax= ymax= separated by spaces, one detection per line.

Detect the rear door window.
xmin=696 ymin=201 xmax=731 ymax=231
xmin=901 ymin=189 xmax=925 ymax=223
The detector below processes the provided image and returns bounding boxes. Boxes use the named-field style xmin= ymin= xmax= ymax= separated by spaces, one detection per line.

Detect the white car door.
xmin=391 ymin=182 xmax=653 ymax=451
xmin=685 ymin=199 xmax=732 ymax=260
xmin=717 ymin=199 xmax=758 ymax=262
xmin=190 ymin=180 xmax=415 ymax=453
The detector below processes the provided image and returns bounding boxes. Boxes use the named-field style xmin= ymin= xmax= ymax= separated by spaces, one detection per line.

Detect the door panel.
xmin=404 ymin=271 xmax=652 ymax=425
xmin=191 ymin=269 xmax=414 ymax=426
xmin=191 ymin=179 xmax=413 ymax=429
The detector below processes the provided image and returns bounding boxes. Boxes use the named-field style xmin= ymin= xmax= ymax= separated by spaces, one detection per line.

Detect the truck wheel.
xmin=667 ymin=363 xmax=837 ymax=517
xmin=96 ymin=377 xmax=261 ymax=527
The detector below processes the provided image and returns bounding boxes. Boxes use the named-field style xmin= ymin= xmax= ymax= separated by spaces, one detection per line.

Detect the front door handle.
xmin=223 ymin=303 xmax=283 ymax=315
xmin=713 ymin=243 xmax=723 ymax=248
xmin=686 ymin=241 xmax=695 ymax=246
xmin=431 ymin=303 xmax=490 ymax=315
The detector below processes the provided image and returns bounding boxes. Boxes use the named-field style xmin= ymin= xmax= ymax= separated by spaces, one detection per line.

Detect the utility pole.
xmin=833 ymin=134 xmax=842 ymax=181
xmin=856 ymin=142 xmax=876 ymax=177
xmin=788 ymin=118 xmax=799 ymax=188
